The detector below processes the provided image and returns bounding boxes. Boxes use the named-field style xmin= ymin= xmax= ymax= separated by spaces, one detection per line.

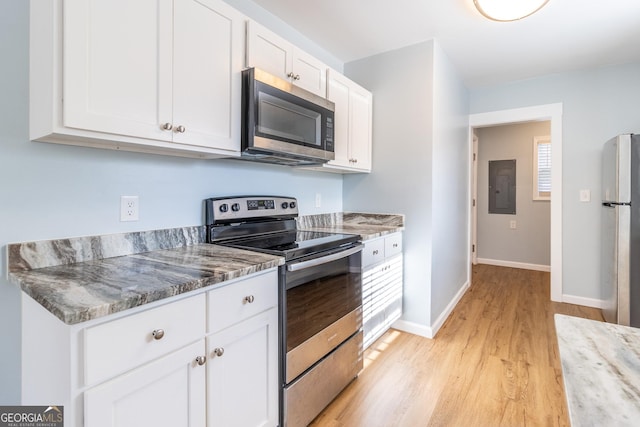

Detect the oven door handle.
xmin=286 ymin=244 xmax=363 ymax=272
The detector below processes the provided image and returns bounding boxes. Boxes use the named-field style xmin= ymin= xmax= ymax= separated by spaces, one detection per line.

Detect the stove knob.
xmin=219 ymin=203 xmax=228 ymax=213
xmin=231 ymin=203 xmax=241 ymax=212
xmin=289 ymin=201 xmax=296 ymax=209
xmin=281 ymin=202 xmax=289 ymax=209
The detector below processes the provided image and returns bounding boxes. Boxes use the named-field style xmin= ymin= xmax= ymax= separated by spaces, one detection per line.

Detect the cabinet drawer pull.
xmin=213 ymin=347 xmax=225 ymax=357
xmin=151 ymin=329 xmax=165 ymax=340
xmin=175 ymin=125 xmax=186 ymax=133
xmin=243 ymin=295 xmax=255 ymax=304
xmin=161 ymin=122 xmax=172 ymax=131
xmin=195 ymin=355 xmax=206 ymax=366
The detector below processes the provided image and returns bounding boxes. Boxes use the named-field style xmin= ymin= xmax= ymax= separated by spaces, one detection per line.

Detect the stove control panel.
xmin=205 ymin=196 xmax=298 ymax=224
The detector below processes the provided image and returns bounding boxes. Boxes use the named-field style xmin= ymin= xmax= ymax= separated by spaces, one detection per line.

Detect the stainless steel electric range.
xmin=205 ymin=196 xmax=364 ymax=427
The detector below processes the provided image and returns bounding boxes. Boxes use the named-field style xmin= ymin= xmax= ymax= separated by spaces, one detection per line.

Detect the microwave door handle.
xmin=286 ymin=244 xmax=364 ymax=272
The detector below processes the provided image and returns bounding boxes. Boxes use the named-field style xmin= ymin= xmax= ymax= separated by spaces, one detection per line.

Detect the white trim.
xmin=469 ymin=103 xmax=563 ymax=302
xmin=392 ymin=280 xmax=470 ymax=339
xmin=561 ymin=294 xmax=605 ymax=309
xmin=477 ymin=258 xmax=550 ymax=272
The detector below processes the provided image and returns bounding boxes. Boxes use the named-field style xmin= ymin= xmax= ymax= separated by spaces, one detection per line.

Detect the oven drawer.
xmin=286 ymin=307 xmax=362 ymax=383
xmin=84 ymin=293 xmax=206 ymax=386
xmin=208 ymin=270 xmax=278 ymax=333
xmin=284 ymin=331 xmax=363 ymax=427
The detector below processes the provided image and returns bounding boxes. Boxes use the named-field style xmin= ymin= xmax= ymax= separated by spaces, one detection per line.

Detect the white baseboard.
xmin=477 ymin=258 xmax=551 ymax=272
xmin=392 ymin=280 xmax=470 ymax=340
xmin=562 ymin=294 xmax=605 ymax=309
xmin=392 ymin=319 xmax=434 ymax=339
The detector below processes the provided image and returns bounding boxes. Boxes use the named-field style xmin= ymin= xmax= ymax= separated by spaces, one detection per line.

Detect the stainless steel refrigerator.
xmin=601 ymin=133 xmax=640 ymax=327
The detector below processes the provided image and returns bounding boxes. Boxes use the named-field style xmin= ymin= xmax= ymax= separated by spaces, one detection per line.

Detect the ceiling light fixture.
xmin=473 ymin=0 xmax=550 ymax=22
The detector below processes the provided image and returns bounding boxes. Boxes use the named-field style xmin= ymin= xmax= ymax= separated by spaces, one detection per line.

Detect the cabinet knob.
xmin=161 ymin=123 xmax=173 ymax=131
xmin=294 ymin=74 xmax=301 ymax=81
xmin=393 ymin=243 xmax=398 ymax=248
xmin=287 ymin=72 xmax=295 ymax=79
xmin=175 ymin=125 xmax=186 ymax=133
xmin=152 ymin=329 xmax=165 ymax=340
xmin=195 ymin=355 xmax=207 ymax=366
xmin=213 ymin=347 xmax=225 ymax=357
xmin=373 ymin=250 xmax=379 ymax=255
xmin=243 ymin=295 xmax=255 ymax=304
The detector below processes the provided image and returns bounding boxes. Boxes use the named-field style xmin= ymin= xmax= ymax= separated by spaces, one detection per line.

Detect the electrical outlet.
xmin=120 ymin=196 xmax=139 ymax=221
xmin=315 ymin=193 xmax=322 ymax=208
xmin=510 ymin=220 xmax=517 ymax=229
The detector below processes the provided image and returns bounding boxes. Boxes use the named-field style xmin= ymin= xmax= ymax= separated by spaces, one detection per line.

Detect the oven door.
xmin=283 ymin=244 xmax=363 ymax=384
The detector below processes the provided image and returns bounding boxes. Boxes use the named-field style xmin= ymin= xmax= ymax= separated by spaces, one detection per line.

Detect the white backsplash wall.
xmin=0 ymin=1 xmax=342 ymax=404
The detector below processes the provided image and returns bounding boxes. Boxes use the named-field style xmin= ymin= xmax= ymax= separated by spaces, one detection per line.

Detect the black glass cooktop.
xmin=222 ymin=230 xmax=360 ymax=261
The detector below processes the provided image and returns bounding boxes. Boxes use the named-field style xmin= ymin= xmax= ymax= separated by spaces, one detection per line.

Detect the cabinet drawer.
xmin=208 ymin=270 xmax=278 ymax=333
xmin=84 ymin=294 xmax=206 ymax=386
xmin=385 ymin=233 xmax=403 ymax=258
xmin=362 ymin=238 xmax=385 ymax=268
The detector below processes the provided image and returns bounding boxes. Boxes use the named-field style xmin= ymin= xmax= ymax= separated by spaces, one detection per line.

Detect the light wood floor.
xmin=310 ymin=264 xmax=603 ymax=427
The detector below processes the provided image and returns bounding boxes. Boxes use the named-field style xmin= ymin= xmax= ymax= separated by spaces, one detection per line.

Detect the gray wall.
xmin=476 ymin=122 xmax=551 ymax=267
xmin=343 ymin=40 xmax=470 ymax=329
xmin=0 ymin=0 xmax=342 ymax=404
xmin=470 ymin=62 xmax=640 ymax=303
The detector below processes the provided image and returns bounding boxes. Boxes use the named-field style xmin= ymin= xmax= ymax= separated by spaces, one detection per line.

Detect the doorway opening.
xmin=469 ymin=103 xmax=563 ymax=302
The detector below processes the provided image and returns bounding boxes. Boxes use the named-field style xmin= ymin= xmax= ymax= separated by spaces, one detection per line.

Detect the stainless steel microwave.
xmin=241 ymin=68 xmax=335 ymax=166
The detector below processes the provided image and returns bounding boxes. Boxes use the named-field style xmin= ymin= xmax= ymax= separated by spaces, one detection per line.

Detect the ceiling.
xmin=251 ymin=0 xmax=640 ymax=88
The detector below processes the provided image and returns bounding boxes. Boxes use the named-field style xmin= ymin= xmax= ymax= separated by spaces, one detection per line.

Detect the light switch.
xmin=579 ymin=189 xmax=591 ymax=202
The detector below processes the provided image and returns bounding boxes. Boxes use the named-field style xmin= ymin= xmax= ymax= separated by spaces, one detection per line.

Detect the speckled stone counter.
xmin=297 ymin=212 xmax=404 ymax=240
xmin=555 ymin=314 xmax=640 ymax=426
xmin=8 ymin=227 xmax=284 ymax=325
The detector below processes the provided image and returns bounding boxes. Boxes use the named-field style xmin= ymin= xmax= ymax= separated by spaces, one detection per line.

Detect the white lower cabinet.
xmin=362 ymin=233 xmax=404 ymax=349
xmin=21 ymin=269 xmax=279 ymax=427
xmin=84 ymin=340 xmax=206 ymax=427
xmin=206 ymin=308 xmax=279 ymax=427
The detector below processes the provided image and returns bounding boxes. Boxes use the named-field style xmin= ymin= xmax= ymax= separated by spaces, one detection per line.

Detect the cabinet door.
xmin=85 ymin=340 xmax=206 ymax=427
xmin=207 ymin=308 xmax=278 ymax=427
xmin=172 ymin=0 xmax=243 ymax=151
xmin=349 ymin=85 xmax=373 ymax=171
xmin=246 ymin=20 xmax=292 ymax=81
xmin=326 ymin=71 xmax=351 ymax=168
xmin=246 ymin=21 xmax=327 ymax=97
xmin=63 ymin=0 xmax=172 ymax=142
xmin=291 ymin=49 xmax=327 ymax=97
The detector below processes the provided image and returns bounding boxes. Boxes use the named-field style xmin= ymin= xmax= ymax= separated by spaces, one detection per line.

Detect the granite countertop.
xmin=555 ymin=314 xmax=640 ymax=426
xmin=8 ymin=227 xmax=283 ymax=325
xmin=7 ymin=212 xmax=404 ymax=326
xmin=297 ymin=212 xmax=404 ymax=239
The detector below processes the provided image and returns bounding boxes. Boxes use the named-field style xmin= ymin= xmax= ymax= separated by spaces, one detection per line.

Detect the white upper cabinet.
xmin=323 ymin=69 xmax=373 ymax=173
xmin=32 ymin=0 xmax=245 ymax=158
xmin=172 ymin=0 xmax=244 ymax=150
xmin=246 ymin=20 xmax=327 ymax=97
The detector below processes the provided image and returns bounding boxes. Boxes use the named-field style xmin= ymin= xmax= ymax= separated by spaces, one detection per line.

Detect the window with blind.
xmin=533 ymin=136 xmax=551 ymax=200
